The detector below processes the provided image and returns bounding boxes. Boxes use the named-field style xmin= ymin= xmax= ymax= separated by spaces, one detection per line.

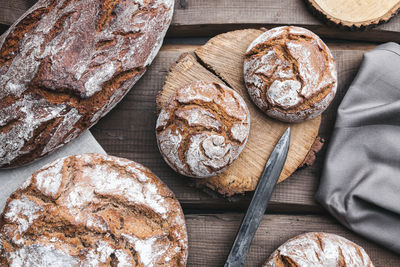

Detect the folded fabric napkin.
xmin=316 ymin=42 xmax=400 ymax=253
xmin=0 ymin=131 xmax=105 ymax=211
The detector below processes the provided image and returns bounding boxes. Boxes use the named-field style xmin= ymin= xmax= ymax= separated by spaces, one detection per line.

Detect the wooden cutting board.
xmin=305 ymin=0 xmax=400 ymax=29
xmin=157 ymin=29 xmax=321 ymax=196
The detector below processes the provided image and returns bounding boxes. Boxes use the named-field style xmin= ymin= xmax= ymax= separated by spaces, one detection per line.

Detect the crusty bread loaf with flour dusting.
xmin=244 ymin=26 xmax=337 ymax=123
xmin=156 ymin=81 xmax=250 ymax=178
xmin=0 ymin=0 xmax=174 ymax=168
xmin=0 ymin=153 xmax=188 ymax=266
xmin=264 ymin=232 xmax=374 ymax=267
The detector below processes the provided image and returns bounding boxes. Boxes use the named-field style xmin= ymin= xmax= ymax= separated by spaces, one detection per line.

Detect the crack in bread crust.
xmin=156 ymin=81 xmax=251 ymax=178
xmin=0 ymin=153 xmax=188 ymax=266
xmin=244 ymin=26 xmax=337 ymax=123
xmin=263 ymin=232 xmax=374 ymax=267
xmin=0 ymin=0 xmax=174 ymax=168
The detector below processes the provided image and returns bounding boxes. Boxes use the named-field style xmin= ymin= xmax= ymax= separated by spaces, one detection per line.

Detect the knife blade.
xmin=224 ymin=127 xmax=291 ymax=267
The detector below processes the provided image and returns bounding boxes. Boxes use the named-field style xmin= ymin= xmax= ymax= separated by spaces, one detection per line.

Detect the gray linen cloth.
xmin=316 ymin=42 xmax=400 ymax=253
xmin=0 ymin=131 xmax=105 ymax=211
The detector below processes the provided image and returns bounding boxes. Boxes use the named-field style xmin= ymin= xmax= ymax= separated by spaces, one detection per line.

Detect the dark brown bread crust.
xmin=156 ymin=81 xmax=250 ymax=178
xmin=0 ymin=153 xmax=188 ymax=266
xmin=0 ymin=0 xmax=174 ymax=168
xmin=264 ymin=232 xmax=374 ymax=267
xmin=244 ymin=26 xmax=337 ymax=123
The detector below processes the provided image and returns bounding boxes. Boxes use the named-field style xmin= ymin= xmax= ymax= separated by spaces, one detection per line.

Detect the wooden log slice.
xmin=305 ymin=0 xmax=400 ymax=29
xmin=157 ymin=29 xmax=321 ymax=196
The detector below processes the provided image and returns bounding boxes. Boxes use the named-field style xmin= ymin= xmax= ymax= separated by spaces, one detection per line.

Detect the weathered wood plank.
xmin=90 ymin=44 xmax=365 ymax=212
xmin=170 ymin=0 xmax=400 ymax=42
xmin=185 ymin=213 xmax=400 ymax=267
xmin=1 ymin=0 xmax=400 ymax=42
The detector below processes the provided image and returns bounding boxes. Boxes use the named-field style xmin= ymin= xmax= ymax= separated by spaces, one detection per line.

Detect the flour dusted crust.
xmin=156 ymin=81 xmax=250 ymax=178
xmin=264 ymin=232 xmax=374 ymax=267
xmin=0 ymin=0 xmax=174 ymax=168
xmin=244 ymin=26 xmax=337 ymax=123
xmin=0 ymin=153 xmax=188 ymax=266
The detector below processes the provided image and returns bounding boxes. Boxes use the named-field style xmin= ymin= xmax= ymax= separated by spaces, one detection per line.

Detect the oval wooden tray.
xmin=157 ymin=29 xmax=321 ymax=196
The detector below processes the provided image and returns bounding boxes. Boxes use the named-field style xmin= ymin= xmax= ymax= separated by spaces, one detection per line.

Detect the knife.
xmin=224 ymin=127 xmax=291 ymax=267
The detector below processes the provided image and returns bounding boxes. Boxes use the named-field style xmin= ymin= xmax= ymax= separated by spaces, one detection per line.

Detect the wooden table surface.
xmin=2 ymin=1 xmax=400 ymax=266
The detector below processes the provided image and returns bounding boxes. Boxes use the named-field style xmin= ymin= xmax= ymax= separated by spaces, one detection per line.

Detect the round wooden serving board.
xmin=157 ymin=29 xmax=321 ymax=196
xmin=306 ymin=0 xmax=400 ymax=29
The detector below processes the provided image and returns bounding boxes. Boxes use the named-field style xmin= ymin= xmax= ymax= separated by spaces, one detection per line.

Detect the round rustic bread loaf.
xmin=0 ymin=154 xmax=188 ymax=266
xmin=156 ymin=81 xmax=250 ymax=178
xmin=244 ymin=26 xmax=337 ymax=123
xmin=264 ymin=232 xmax=374 ymax=267
xmin=0 ymin=0 xmax=174 ymax=168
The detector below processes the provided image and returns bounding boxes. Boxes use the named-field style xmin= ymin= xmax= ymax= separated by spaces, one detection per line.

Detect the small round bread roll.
xmin=244 ymin=26 xmax=337 ymax=123
xmin=156 ymin=81 xmax=250 ymax=178
xmin=264 ymin=232 xmax=374 ymax=267
xmin=0 ymin=154 xmax=188 ymax=266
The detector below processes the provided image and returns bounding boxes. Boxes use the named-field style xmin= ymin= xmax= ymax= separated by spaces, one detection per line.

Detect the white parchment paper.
xmin=0 ymin=131 xmax=105 ymax=211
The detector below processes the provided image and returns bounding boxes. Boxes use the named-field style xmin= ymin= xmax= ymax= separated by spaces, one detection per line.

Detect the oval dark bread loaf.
xmin=0 ymin=0 xmax=174 ymax=168
xmin=264 ymin=232 xmax=374 ymax=267
xmin=0 ymin=153 xmax=188 ymax=266
xmin=244 ymin=26 xmax=337 ymax=123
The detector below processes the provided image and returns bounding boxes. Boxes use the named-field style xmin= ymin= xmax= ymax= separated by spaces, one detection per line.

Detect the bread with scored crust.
xmin=0 ymin=0 xmax=174 ymax=168
xmin=0 ymin=153 xmax=188 ymax=266
xmin=244 ymin=26 xmax=337 ymax=123
xmin=264 ymin=232 xmax=374 ymax=267
xmin=156 ymin=81 xmax=250 ymax=178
